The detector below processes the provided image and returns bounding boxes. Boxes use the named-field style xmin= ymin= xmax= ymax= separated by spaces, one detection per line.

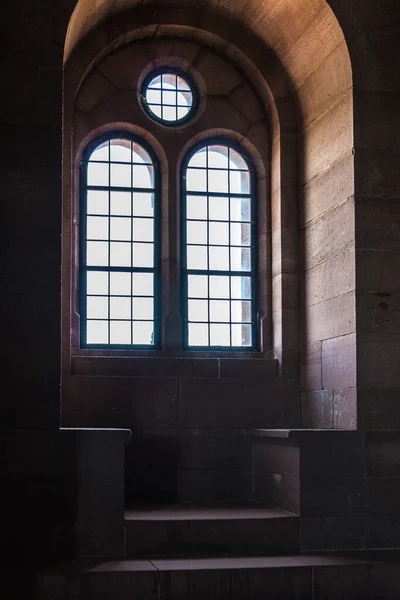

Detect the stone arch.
xmin=63 ymin=0 xmax=356 ymax=429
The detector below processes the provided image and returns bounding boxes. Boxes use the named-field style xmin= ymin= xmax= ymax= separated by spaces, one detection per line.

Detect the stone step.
xmin=38 ymin=553 xmax=395 ymax=599
xmin=125 ymin=504 xmax=299 ymax=557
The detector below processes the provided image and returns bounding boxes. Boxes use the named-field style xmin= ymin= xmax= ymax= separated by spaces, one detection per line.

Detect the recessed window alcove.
xmin=62 ymin=0 xmax=355 ymax=504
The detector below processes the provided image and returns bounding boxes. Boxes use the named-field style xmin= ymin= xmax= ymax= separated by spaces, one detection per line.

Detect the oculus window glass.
xmin=141 ymin=69 xmax=196 ymax=126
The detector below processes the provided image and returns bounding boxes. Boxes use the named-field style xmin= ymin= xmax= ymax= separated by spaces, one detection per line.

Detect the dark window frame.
xmin=140 ymin=67 xmax=198 ymax=127
xmin=181 ymin=138 xmax=259 ymax=352
xmin=79 ymin=131 xmax=162 ymax=350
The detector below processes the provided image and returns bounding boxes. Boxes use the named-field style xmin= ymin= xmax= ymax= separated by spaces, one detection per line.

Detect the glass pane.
xmin=133 ymin=193 xmax=154 ymax=217
xmin=209 ymin=222 xmax=229 ymax=246
xmin=231 ymin=223 xmax=251 ymax=247
xmin=177 ymin=106 xmax=190 ymax=119
xmin=186 ymin=168 xmax=207 ymax=192
xmin=188 ymin=274 xmax=208 ymax=298
xmin=133 ymin=218 xmax=153 ymax=242
xmin=110 ymin=217 xmax=131 ymax=241
xmin=87 ymin=162 xmax=109 ymax=186
xmin=209 ymin=275 xmax=229 ymax=299
xmin=187 ymin=245 xmax=208 ymax=270
xmin=87 ymin=216 xmax=108 ymax=240
xmin=146 ymin=89 xmax=161 ymax=104
xmin=187 ymin=221 xmax=207 ymax=245
xmin=231 ymin=323 xmax=252 ymax=346
xmin=133 ymin=297 xmax=154 ymax=320
xmin=230 ymin=276 xmax=250 ymax=300
xmin=188 ymin=149 xmax=206 ymax=168
xmin=177 ymin=76 xmax=190 ymax=91
xmin=229 ymin=148 xmax=248 ymax=170
xmin=132 ymin=273 xmax=153 ymax=296
xmin=110 ymin=191 xmax=131 ymax=216
xmin=188 ymin=323 xmax=208 ymax=346
xmin=208 ymin=146 xmax=229 ymax=169
xmin=133 ymin=321 xmax=154 ymax=345
xmin=209 ymin=196 xmax=229 ymax=221
xmin=231 ymin=300 xmax=252 ymax=323
xmin=187 ymin=195 xmax=207 ymax=220
xmin=110 ymin=242 xmax=131 ymax=267
xmin=87 ymin=190 xmax=108 ymax=215
xmin=110 ymin=272 xmax=131 ymax=296
xmin=132 ymin=243 xmax=154 ymax=268
xmin=208 ymin=169 xmax=228 ymax=193
xmin=132 ymin=144 xmax=151 ymax=164
xmin=162 ymin=90 xmax=176 ymax=105
xmin=87 ymin=320 xmax=108 ymax=344
xmin=110 ymin=163 xmax=131 ymax=187
xmin=110 ymin=296 xmax=131 ymax=319
xmin=230 ymin=247 xmax=251 ymax=271
xmin=209 ymin=246 xmax=229 ymax=271
xmin=210 ymin=300 xmax=230 ymax=323
xmin=188 ymin=299 xmax=208 ymax=322
xmin=87 ymin=271 xmax=108 ymax=295
xmin=231 ymin=197 xmax=251 ymax=222
xmin=149 ymin=105 xmax=162 ymax=118
xmin=230 ymin=170 xmax=250 ymax=194
xmin=110 ymin=141 xmax=131 ymax=162
xmin=87 ymin=241 xmax=108 ymax=266
xmin=89 ymin=143 xmax=109 ymax=162
xmin=87 ymin=296 xmax=108 ymax=319
xmin=133 ymin=165 xmax=154 ymax=188
xmin=210 ymin=323 xmax=230 ymax=346
xmin=148 ymin=75 xmax=162 ymax=88
xmin=110 ymin=321 xmax=131 ymax=345
xmin=162 ymin=106 xmax=177 ymax=121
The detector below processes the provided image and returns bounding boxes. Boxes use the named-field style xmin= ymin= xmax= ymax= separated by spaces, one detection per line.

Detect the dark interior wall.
xmin=2 ymin=0 xmax=400 ymax=435
xmin=1 ymin=1 xmax=75 ymax=429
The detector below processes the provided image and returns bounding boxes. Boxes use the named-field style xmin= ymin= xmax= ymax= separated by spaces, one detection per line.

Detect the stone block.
xmin=357 ymin=341 xmax=400 ymax=388
xmin=177 ymin=468 xmax=252 ymax=503
xmin=302 ymin=149 xmax=354 ymax=224
xmin=228 ymin=81 xmax=265 ymax=125
xmin=306 ymin=292 xmax=355 ymax=344
xmin=355 ymin=196 xmax=400 ymax=251
xmin=301 ymin=390 xmax=333 ymax=429
xmin=304 ymin=197 xmax=354 ymax=271
xmin=251 ymin=443 xmax=300 ymax=478
xmin=357 ymin=290 xmax=400 ymax=341
xmin=358 ymin=386 xmax=400 ymax=430
xmin=177 ymin=378 xmax=299 ymax=428
xmin=195 ymin=49 xmax=243 ymax=96
xmin=299 ymin=40 xmax=352 ymax=129
xmin=351 ymin=30 xmax=400 ymax=93
xmin=322 ymin=333 xmax=356 ymax=390
xmin=305 ymin=249 xmax=355 ymax=307
xmin=313 ymin=564 xmax=370 ymax=600
xmin=301 ymin=518 xmax=364 ymax=551
xmin=300 ymin=342 xmax=322 ymax=392
xmin=367 ymin=432 xmax=400 ymax=477
xmin=355 ymin=90 xmax=400 ymax=151
xmin=252 ymin=459 xmax=300 ymax=513
xmin=62 ymin=376 xmax=178 ymax=428
xmin=303 ymin=91 xmax=353 ymax=184
xmin=218 ymin=358 xmax=278 ymax=379
xmin=71 ymin=356 xmax=219 ymax=378
xmin=333 ymin=387 xmax=357 ymax=430
xmin=355 ymin=147 xmax=400 ymax=198
xmin=301 ymin=478 xmax=353 ymax=518
xmin=365 ymin=517 xmax=400 ymax=548
xmin=365 ymin=477 xmax=400 ymax=517
xmin=357 ymin=249 xmax=400 ymax=291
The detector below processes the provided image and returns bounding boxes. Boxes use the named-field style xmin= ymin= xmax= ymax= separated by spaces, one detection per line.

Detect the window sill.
xmin=71 ymin=354 xmax=278 ymax=379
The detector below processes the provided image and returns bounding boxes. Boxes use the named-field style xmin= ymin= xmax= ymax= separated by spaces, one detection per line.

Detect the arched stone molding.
xmin=63 ymin=0 xmax=356 ymax=430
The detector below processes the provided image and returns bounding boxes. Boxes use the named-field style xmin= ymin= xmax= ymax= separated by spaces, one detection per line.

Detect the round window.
xmin=141 ymin=69 xmax=196 ymax=126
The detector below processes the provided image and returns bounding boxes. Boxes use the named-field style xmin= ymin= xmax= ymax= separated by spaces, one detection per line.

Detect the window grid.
xmin=182 ymin=143 xmax=257 ymax=350
xmin=142 ymin=70 xmax=195 ymax=125
xmin=80 ymin=136 xmax=160 ymax=348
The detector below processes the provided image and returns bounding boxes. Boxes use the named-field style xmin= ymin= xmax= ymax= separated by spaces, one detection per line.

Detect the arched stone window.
xmin=79 ymin=134 xmax=161 ymax=348
xmin=181 ymin=141 xmax=257 ymax=349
